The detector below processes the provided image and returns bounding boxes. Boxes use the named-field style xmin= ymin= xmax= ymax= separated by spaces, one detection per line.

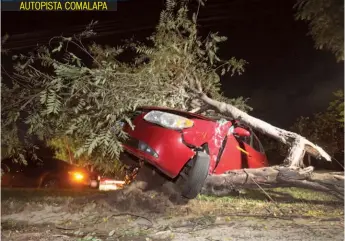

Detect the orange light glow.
xmin=70 ymin=172 xmax=84 ymax=181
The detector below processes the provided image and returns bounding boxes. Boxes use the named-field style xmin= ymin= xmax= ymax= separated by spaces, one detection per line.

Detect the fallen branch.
xmin=187 ymin=80 xmax=332 ymax=168
xmin=201 ymin=166 xmax=344 ymax=200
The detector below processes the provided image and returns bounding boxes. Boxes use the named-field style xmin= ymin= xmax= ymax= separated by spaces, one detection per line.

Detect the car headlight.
xmin=143 ymin=111 xmax=194 ymax=130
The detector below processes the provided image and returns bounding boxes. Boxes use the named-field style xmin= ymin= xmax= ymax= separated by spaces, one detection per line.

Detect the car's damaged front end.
xmin=121 ymin=107 xmax=231 ymax=178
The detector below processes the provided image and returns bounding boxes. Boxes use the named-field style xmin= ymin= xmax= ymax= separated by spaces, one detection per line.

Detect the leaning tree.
xmin=1 ymin=0 xmax=340 ymax=195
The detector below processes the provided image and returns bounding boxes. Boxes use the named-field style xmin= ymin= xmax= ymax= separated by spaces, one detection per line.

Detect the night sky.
xmin=2 ymin=0 xmax=344 ymax=128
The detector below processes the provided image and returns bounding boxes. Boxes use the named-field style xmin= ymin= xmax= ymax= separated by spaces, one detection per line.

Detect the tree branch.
xmin=201 ymin=166 xmax=344 ymax=200
xmin=188 ymin=85 xmax=332 ymax=166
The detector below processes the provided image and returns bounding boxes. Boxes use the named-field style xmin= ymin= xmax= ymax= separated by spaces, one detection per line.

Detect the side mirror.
xmin=233 ymin=127 xmax=251 ymax=137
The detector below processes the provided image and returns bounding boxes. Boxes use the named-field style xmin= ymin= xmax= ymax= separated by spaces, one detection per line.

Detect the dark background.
xmin=2 ymin=0 xmax=344 ymax=128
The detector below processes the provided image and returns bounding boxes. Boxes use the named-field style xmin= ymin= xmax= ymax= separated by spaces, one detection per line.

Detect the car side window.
xmin=233 ymin=126 xmax=252 ymax=145
xmin=239 ymin=135 xmax=251 ymax=145
xmin=251 ymin=133 xmax=265 ymax=153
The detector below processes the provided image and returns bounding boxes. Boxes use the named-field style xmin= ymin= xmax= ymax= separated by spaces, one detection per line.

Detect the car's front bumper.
xmin=122 ymin=122 xmax=195 ymax=178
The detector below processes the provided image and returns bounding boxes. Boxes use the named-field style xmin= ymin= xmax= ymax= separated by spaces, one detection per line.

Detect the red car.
xmin=120 ymin=106 xmax=268 ymax=198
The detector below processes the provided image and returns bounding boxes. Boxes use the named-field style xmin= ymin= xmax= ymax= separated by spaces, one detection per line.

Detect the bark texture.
xmin=201 ymin=166 xmax=344 ymax=200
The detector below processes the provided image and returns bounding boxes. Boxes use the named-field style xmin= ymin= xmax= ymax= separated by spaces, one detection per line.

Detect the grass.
xmin=1 ymin=187 xmax=343 ymax=241
xmin=1 ymin=188 xmax=101 ymax=205
xmin=185 ymin=187 xmax=344 ymax=218
xmin=1 ymin=187 xmax=343 ymax=219
xmin=1 ymin=188 xmax=103 ymax=216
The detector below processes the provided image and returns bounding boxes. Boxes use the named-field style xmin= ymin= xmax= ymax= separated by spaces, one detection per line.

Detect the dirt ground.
xmin=1 ymin=180 xmax=344 ymax=241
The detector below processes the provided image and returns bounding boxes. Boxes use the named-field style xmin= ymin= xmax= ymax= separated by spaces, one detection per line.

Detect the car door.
xmin=242 ymin=132 xmax=268 ymax=168
xmin=213 ymin=133 xmax=243 ymax=174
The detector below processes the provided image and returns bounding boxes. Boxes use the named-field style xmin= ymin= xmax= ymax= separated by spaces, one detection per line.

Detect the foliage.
xmin=294 ymin=0 xmax=344 ymax=61
xmin=47 ymin=136 xmax=88 ymax=165
xmin=1 ymin=0 xmax=250 ymax=171
xmin=47 ymin=136 xmax=124 ymax=175
xmin=328 ymin=89 xmax=344 ymax=125
xmin=290 ymin=90 xmax=344 ymax=157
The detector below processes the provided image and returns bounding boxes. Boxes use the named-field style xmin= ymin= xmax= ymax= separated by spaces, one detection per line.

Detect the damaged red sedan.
xmin=120 ymin=107 xmax=268 ymax=199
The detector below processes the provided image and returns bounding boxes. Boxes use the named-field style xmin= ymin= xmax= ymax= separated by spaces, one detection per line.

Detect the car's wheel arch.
xmin=174 ymin=142 xmax=209 ymax=179
xmin=38 ymin=172 xmax=59 ymax=188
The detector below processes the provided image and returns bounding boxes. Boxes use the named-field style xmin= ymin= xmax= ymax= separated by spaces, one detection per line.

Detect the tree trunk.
xmin=201 ymin=166 xmax=344 ymax=200
xmin=195 ymin=92 xmax=332 ymax=167
xmin=65 ymin=137 xmax=74 ymax=165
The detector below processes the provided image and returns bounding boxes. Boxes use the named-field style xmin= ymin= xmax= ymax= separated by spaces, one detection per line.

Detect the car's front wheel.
xmin=41 ymin=178 xmax=60 ymax=189
xmin=178 ymin=151 xmax=210 ymax=199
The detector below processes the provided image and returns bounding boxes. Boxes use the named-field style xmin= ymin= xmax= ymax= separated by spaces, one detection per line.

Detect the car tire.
xmin=180 ymin=151 xmax=210 ymax=199
xmin=41 ymin=178 xmax=59 ymax=189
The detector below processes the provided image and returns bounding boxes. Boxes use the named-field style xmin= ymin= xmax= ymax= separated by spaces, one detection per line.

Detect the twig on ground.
xmin=55 ymin=225 xmax=80 ymax=230
xmin=100 ymin=212 xmax=153 ymax=227
xmin=32 ymin=214 xmax=65 ymax=224
xmin=243 ymin=169 xmax=287 ymax=216
xmin=52 ymin=234 xmax=70 ymax=238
